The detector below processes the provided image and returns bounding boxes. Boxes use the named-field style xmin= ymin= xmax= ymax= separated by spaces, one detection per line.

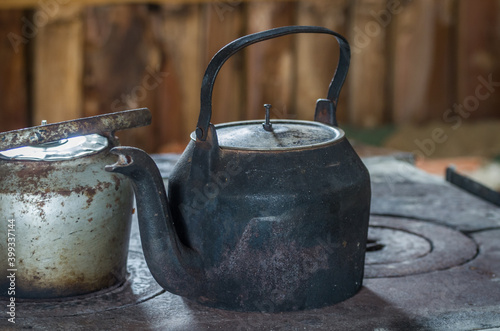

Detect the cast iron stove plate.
xmin=365 ymin=215 xmax=478 ymax=278
xmin=1 ymin=156 xmax=498 ymax=330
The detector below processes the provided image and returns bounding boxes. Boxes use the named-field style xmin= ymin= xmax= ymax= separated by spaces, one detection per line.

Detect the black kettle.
xmin=106 ymin=26 xmax=371 ymax=312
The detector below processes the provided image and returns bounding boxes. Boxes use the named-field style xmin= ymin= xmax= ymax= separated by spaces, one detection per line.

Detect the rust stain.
xmin=88 ymin=218 xmax=93 ymax=223
xmin=112 ymin=175 xmax=121 ymax=191
xmin=58 ymin=189 xmax=72 ymax=197
xmin=96 ymin=180 xmax=112 ymax=192
xmin=15 ymin=162 xmax=56 ymax=180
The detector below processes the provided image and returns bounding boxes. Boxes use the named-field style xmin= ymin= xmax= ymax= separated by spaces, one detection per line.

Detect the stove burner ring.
xmin=365 ymin=215 xmax=478 ymax=278
xmin=11 ymin=250 xmax=163 ymax=317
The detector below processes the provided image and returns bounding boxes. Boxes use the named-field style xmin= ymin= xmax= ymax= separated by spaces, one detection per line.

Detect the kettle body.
xmin=167 ymin=124 xmax=370 ymax=311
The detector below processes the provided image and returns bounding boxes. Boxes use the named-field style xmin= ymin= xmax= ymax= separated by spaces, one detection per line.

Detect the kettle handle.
xmin=196 ymin=25 xmax=350 ymax=141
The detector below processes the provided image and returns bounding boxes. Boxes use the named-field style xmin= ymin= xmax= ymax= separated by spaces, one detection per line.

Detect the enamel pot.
xmin=0 ymin=109 xmax=150 ymax=298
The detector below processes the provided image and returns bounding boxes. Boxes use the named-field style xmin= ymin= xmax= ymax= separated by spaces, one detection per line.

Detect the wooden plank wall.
xmin=0 ymin=10 xmax=29 ymax=133
xmin=0 ymin=0 xmax=499 ymax=153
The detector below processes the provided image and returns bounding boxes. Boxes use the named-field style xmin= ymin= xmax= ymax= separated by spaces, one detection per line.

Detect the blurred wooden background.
xmin=0 ymin=0 xmax=499 ymax=153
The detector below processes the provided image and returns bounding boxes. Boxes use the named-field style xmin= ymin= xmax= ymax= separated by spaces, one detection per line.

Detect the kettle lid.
xmin=191 ymin=119 xmax=344 ymax=151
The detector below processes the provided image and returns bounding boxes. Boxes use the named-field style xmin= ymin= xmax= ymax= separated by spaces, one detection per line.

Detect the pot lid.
xmin=191 ymin=119 xmax=344 ymax=150
xmin=0 ymin=109 xmax=151 ymax=161
xmin=0 ymin=108 xmax=151 ymax=151
xmin=0 ymin=134 xmax=108 ymax=161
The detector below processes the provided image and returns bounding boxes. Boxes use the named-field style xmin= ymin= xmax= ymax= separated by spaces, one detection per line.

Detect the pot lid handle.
xmin=196 ymin=25 xmax=350 ymax=141
xmin=0 ymin=108 xmax=151 ymax=151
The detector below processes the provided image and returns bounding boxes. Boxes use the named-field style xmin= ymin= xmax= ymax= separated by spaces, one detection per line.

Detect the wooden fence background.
xmin=0 ymin=0 xmax=499 ymax=153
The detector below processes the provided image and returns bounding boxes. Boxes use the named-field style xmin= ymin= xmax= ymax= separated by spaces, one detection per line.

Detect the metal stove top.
xmin=1 ymin=155 xmax=499 ymax=330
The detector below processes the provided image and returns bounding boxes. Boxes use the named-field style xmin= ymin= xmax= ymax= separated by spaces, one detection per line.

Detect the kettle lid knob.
xmin=262 ymin=104 xmax=273 ymax=132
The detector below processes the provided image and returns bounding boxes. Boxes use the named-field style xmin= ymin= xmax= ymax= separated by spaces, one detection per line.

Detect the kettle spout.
xmin=105 ymin=147 xmax=202 ymax=297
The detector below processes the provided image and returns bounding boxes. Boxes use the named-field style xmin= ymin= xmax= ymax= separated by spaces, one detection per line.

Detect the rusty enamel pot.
xmin=107 ymin=26 xmax=371 ymax=312
xmin=0 ymin=109 xmax=150 ymax=298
